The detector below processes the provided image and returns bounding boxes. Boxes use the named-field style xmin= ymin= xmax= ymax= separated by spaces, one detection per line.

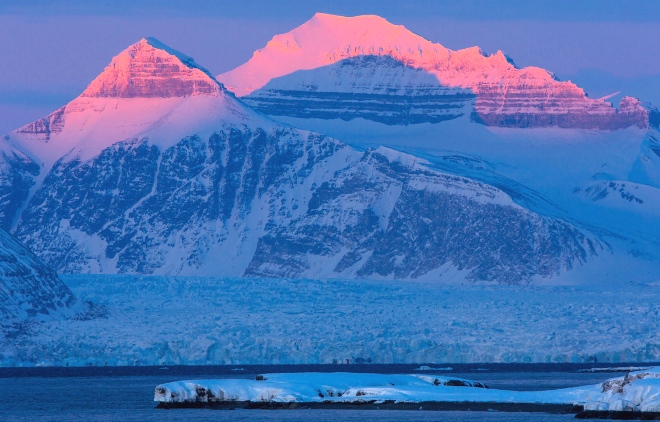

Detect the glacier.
xmin=3 ymin=274 xmax=660 ymax=367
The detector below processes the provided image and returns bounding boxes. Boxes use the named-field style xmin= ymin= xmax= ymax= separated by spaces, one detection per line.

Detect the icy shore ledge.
xmin=154 ymin=372 xmax=594 ymax=406
xmin=155 ymin=368 xmax=660 ymax=416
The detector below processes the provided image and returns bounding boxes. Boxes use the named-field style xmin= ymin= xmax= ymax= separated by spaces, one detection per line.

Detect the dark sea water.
xmin=0 ymin=363 xmax=649 ymax=421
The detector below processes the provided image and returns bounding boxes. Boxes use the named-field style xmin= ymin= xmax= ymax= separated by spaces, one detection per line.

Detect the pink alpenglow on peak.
xmin=219 ymin=12 xmax=455 ymax=97
xmin=220 ymin=13 xmax=655 ymax=130
xmin=82 ymin=37 xmax=223 ymax=98
xmin=218 ymin=12 xmax=560 ymax=96
xmin=11 ymin=38 xmax=253 ymax=166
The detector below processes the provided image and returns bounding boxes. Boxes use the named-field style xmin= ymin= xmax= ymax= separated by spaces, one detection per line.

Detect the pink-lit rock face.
xmin=16 ymin=107 xmax=66 ymax=139
xmin=220 ymin=13 xmax=654 ymax=130
xmin=81 ymin=38 xmax=221 ymax=98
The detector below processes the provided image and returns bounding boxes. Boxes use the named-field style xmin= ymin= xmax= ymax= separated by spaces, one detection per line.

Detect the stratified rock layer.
xmin=242 ymin=55 xmax=476 ymax=125
xmin=81 ymin=37 xmax=221 ymax=98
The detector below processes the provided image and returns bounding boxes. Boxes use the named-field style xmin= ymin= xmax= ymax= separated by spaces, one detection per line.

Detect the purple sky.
xmin=2 ymin=0 xmax=659 ymax=135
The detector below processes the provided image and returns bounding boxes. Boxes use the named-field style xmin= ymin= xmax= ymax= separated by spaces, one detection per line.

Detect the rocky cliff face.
xmin=245 ymin=148 xmax=597 ymax=282
xmin=0 ymin=146 xmax=39 ymax=230
xmin=80 ymin=38 xmax=221 ymax=98
xmin=222 ymin=13 xmax=654 ymax=130
xmin=472 ymin=94 xmax=649 ymax=130
xmin=12 ymin=129 xmax=596 ymax=283
xmin=0 ymin=227 xmax=76 ymax=333
xmin=15 ymin=107 xmax=66 ymax=140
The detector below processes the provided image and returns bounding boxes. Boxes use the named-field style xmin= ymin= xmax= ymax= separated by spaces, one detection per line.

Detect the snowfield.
xmin=155 ymin=368 xmax=660 ymax=414
xmin=3 ymin=275 xmax=660 ymax=366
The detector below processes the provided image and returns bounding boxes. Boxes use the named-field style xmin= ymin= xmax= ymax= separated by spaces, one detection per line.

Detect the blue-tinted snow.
xmin=3 ymin=275 xmax=660 ymax=366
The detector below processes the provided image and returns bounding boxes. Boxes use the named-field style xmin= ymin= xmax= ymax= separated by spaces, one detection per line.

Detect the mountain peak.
xmin=219 ymin=13 xmax=555 ymax=97
xmin=221 ymin=13 xmax=438 ymax=96
xmin=308 ymin=12 xmax=393 ymax=26
xmin=81 ymin=37 xmax=222 ymax=98
xmin=221 ymin=13 xmax=579 ymax=96
xmin=220 ymin=13 xmax=655 ymax=130
xmin=10 ymin=38 xmax=255 ymax=166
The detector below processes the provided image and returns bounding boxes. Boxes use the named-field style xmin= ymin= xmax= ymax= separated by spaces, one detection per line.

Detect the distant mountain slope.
xmin=220 ymin=13 xmax=657 ymax=130
xmin=0 ymin=38 xmax=597 ymax=284
xmin=0 ymin=227 xmax=76 ymax=334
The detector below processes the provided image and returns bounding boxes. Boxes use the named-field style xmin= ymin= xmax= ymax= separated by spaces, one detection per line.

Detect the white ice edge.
xmin=155 ymin=368 xmax=660 ymax=413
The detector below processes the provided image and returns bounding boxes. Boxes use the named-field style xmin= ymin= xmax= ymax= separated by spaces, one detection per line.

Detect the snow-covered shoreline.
xmin=155 ymin=368 xmax=660 ymax=416
xmin=154 ymin=372 xmax=594 ymax=406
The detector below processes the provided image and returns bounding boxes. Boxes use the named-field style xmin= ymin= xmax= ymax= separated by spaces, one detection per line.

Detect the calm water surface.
xmin=0 ymin=364 xmax=645 ymax=421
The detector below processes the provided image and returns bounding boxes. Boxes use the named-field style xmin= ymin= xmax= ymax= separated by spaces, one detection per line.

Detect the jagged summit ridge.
xmin=221 ymin=13 xmax=652 ymax=129
xmin=81 ymin=37 xmax=223 ymax=98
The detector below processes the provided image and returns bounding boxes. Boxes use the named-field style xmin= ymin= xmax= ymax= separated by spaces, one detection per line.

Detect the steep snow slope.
xmin=245 ymin=147 xmax=596 ymax=282
xmin=0 ymin=228 xmax=76 ymax=335
xmin=1 ymin=38 xmax=596 ymax=283
xmin=11 ymin=130 xmax=594 ymax=282
xmin=220 ymin=13 xmax=655 ymax=130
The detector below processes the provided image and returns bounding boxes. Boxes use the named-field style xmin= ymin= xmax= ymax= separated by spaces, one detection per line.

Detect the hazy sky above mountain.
xmin=1 ymin=0 xmax=659 ymax=134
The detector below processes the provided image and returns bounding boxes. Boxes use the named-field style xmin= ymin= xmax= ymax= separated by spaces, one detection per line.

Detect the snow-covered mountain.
xmin=0 ymin=227 xmax=76 ymax=335
xmin=220 ymin=13 xmax=658 ymax=130
xmin=0 ymin=37 xmax=601 ymax=283
xmin=216 ymin=13 xmax=660 ymax=285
